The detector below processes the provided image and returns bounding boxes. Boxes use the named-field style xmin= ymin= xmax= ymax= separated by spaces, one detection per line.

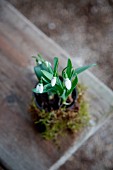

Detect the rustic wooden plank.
xmin=0 ymin=0 xmax=113 ymax=170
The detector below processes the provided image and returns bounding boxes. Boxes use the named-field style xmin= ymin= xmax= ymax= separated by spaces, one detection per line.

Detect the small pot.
xmin=33 ymin=83 xmax=78 ymax=112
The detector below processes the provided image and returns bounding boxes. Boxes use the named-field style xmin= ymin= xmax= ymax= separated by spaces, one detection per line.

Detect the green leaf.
xmin=66 ymin=58 xmax=72 ymax=78
xmin=70 ymin=69 xmax=75 ymax=80
xmin=53 ymin=57 xmax=58 ymax=74
xmin=55 ymin=84 xmax=63 ymax=94
xmin=34 ymin=66 xmax=42 ymax=80
xmin=41 ymin=71 xmax=63 ymax=94
xmin=43 ymin=83 xmax=60 ymax=94
xmin=73 ymin=64 xmax=96 ymax=76
xmin=47 ymin=64 xmax=53 ymax=74
xmin=56 ymin=77 xmax=63 ymax=88
xmin=42 ymin=77 xmax=49 ymax=83
xmin=46 ymin=88 xmax=57 ymax=94
xmin=34 ymin=62 xmax=51 ymax=80
xmin=65 ymin=74 xmax=78 ymax=99
xmin=37 ymin=53 xmax=44 ymax=62
xmin=32 ymin=88 xmax=37 ymax=93
xmin=32 ymin=56 xmax=39 ymax=65
xmin=43 ymin=83 xmax=52 ymax=92
xmin=62 ymin=66 xmax=68 ymax=78
xmin=41 ymin=70 xmax=53 ymax=80
xmin=61 ymin=89 xmax=66 ymax=100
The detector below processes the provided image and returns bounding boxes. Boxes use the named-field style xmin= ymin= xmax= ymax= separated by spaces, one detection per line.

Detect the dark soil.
xmin=34 ymin=85 xmax=77 ymax=112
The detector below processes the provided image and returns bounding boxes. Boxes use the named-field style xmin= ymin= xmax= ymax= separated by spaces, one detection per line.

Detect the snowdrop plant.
xmin=32 ymin=54 xmax=96 ymax=105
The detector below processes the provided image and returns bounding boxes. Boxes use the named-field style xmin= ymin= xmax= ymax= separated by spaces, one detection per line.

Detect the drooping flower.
xmin=38 ymin=61 xmax=42 ymax=65
xmin=64 ymin=78 xmax=71 ymax=90
xmin=51 ymin=77 xmax=56 ymax=87
xmin=36 ymin=83 xmax=43 ymax=93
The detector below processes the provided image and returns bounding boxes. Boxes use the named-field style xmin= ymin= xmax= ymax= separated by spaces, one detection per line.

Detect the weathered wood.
xmin=0 ymin=0 xmax=113 ymax=170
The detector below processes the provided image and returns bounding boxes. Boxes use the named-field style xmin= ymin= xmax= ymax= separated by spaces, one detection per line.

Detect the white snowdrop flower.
xmin=51 ymin=77 xmax=56 ymax=87
xmin=45 ymin=61 xmax=51 ymax=67
xmin=36 ymin=83 xmax=43 ymax=93
xmin=38 ymin=61 xmax=42 ymax=65
xmin=64 ymin=78 xmax=71 ymax=90
xmin=36 ymin=84 xmax=39 ymax=92
xmin=38 ymin=84 xmax=43 ymax=93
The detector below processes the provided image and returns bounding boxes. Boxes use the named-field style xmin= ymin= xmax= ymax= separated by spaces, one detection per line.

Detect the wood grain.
xmin=0 ymin=0 xmax=113 ymax=170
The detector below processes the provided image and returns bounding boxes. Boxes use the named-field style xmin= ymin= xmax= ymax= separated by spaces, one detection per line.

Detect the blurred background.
xmin=5 ymin=0 xmax=113 ymax=169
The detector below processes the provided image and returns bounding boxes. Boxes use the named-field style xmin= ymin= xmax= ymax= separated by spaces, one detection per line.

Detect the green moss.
xmin=29 ymin=83 xmax=90 ymax=140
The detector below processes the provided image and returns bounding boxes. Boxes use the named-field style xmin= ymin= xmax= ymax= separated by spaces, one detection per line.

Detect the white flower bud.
xmin=36 ymin=83 xmax=43 ymax=93
xmin=38 ymin=61 xmax=42 ymax=65
xmin=45 ymin=61 xmax=51 ymax=67
xmin=51 ymin=77 xmax=56 ymax=87
xmin=64 ymin=78 xmax=71 ymax=90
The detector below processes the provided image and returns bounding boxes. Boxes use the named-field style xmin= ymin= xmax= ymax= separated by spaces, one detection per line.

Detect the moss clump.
xmin=29 ymin=83 xmax=90 ymax=140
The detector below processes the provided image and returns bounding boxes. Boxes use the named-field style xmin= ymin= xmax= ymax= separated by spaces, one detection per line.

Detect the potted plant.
xmin=29 ymin=54 xmax=96 ymax=140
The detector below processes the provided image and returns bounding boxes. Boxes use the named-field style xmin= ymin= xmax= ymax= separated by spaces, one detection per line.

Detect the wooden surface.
xmin=0 ymin=0 xmax=113 ymax=170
